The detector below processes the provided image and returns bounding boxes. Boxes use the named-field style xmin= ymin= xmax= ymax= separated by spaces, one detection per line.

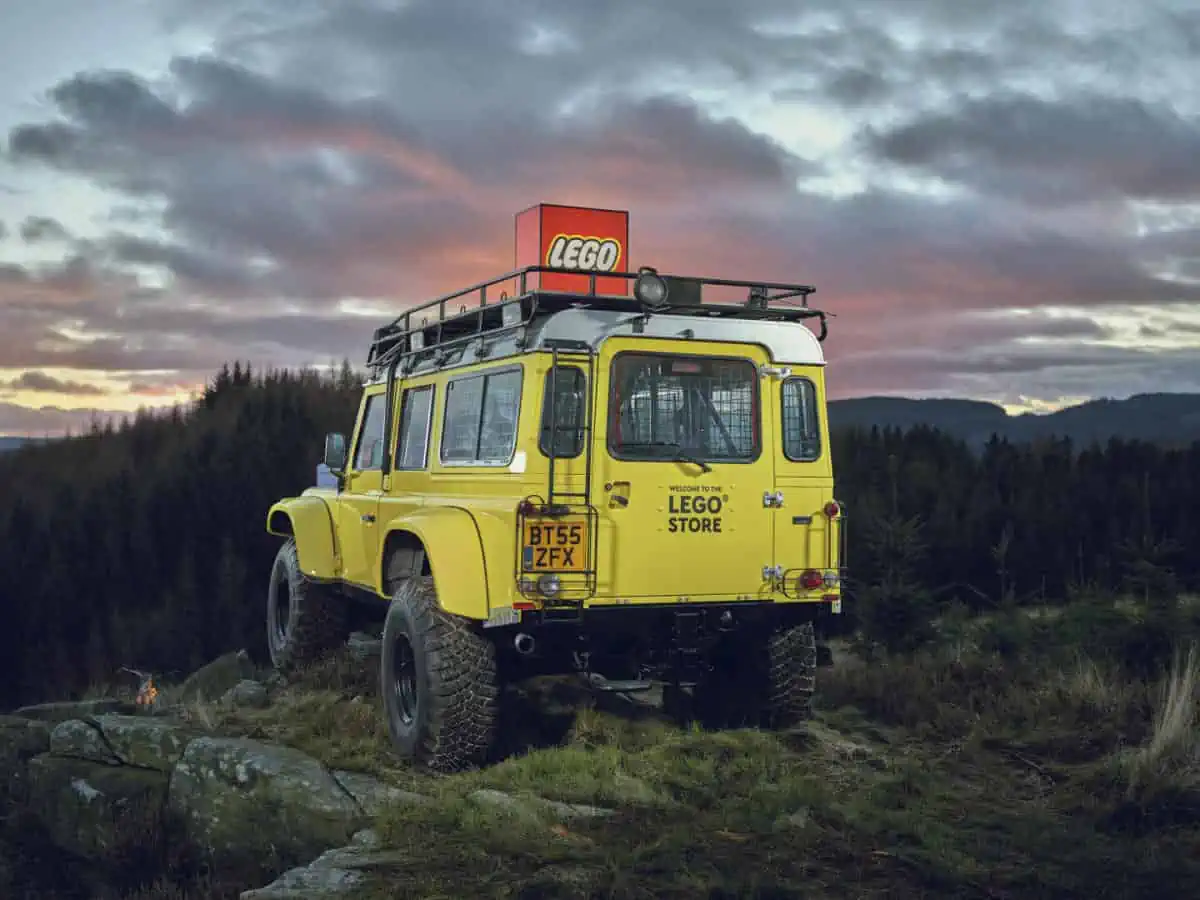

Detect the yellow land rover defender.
xmin=264 ymin=261 xmax=844 ymax=772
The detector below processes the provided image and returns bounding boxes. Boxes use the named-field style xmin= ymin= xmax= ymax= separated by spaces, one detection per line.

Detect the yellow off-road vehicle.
xmin=264 ymin=211 xmax=844 ymax=772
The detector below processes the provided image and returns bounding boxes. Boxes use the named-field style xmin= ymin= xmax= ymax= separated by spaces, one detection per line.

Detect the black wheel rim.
xmin=272 ymin=574 xmax=292 ymax=651
xmin=392 ymin=633 xmax=418 ymax=726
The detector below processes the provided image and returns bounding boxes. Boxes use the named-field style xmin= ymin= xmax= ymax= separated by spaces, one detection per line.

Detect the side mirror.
xmin=323 ymin=432 xmax=348 ymax=473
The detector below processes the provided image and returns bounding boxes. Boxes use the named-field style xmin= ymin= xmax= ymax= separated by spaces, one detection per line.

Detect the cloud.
xmin=0 ymin=401 xmax=125 ymax=437
xmin=0 ymin=0 xmax=1197 ymax=433
xmin=864 ymin=93 xmax=1200 ymax=206
xmin=3 ymin=371 xmax=108 ymax=395
xmin=19 ymin=216 xmax=72 ymax=243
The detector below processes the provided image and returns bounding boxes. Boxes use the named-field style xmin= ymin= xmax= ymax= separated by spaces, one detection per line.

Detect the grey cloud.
xmin=5 ymin=371 xmax=108 ymax=396
xmin=865 ymin=93 xmax=1200 ymax=205
xmin=19 ymin=216 xmax=71 ymax=243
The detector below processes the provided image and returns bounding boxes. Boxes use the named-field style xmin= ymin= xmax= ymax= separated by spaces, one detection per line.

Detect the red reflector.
xmin=823 ymin=593 xmax=838 ymax=604
xmin=823 ymin=501 xmax=840 ymax=518
xmin=512 ymin=600 xmax=536 ymax=610
xmin=799 ymin=569 xmax=823 ymax=590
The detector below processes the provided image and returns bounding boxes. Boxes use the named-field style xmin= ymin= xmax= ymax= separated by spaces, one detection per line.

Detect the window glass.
xmin=353 ymin=394 xmax=387 ymax=470
xmin=441 ymin=367 xmax=523 ymax=464
xmin=396 ymin=385 xmax=433 ymax=470
xmin=539 ymin=365 xmax=586 ymax=458
xmin=781 ymin=377 xmax=821 ymax=462
xmin=608 ymin=353 xmax=758 ymax=462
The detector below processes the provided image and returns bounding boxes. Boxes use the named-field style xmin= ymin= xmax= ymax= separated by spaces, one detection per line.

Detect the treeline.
xmin=0 ymin=365 xmax=1197 ymax=708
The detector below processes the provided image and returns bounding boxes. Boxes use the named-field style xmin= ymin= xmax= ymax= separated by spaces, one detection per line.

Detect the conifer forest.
xmin=0 ymin=362 xmax=1197 ymax=711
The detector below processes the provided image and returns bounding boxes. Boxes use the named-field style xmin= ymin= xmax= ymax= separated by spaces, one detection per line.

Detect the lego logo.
xmin=546 ymin=235 xmax=622 ymax=272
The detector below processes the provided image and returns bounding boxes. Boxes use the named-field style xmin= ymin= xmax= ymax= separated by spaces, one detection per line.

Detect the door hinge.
xmin=763 ymin=490 xmax=784 ymax=507
xmin=760 ymin=365 xmax=792 ymax=380
xmin=762 ymin=564 xmax=783 ymax=581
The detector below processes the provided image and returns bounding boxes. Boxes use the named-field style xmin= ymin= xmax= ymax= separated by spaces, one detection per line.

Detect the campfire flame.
xmin=120 ymin=667 xmax=160 ymax=712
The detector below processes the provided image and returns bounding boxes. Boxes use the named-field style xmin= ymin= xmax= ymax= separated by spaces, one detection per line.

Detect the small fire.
xmin=121 ymin=667 xmax=160 ymax=712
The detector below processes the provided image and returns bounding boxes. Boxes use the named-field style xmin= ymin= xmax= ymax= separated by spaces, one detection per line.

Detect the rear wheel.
xmin=380 ymin=575 xmax=499 ymax=772
xmin=266 ymin=538 xmax=348 ymax=673
xmin=693 ymin=619 xmax=817 ymax=729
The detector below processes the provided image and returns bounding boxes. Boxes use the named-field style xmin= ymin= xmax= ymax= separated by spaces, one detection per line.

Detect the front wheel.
xmin=379 ymin=576 xmax=499 ymax=772
xmin=266 ymin=538 xmax=348 ymax=673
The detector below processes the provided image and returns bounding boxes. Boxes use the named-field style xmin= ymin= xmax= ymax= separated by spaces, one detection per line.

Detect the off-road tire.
xmin=266 ymin=538 xmax=349 ymax=673
xmin=380 ymin=575 xmax=499 ymax=772
xmin=693 ymin=620 xmax=817 ymax=730
xmin=761 ymin=619 xmax=818 ymax=728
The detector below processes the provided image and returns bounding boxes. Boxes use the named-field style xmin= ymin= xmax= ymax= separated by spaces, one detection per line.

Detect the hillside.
xmin=5 ymin=602 xmax=1200 ymax=899
xmin=828 ymin=392 xmax=1200 ymax=446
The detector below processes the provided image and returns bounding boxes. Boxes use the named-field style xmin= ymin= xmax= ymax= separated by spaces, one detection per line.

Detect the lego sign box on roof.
xmin=515 ymin=203 xmax=629 ymax=295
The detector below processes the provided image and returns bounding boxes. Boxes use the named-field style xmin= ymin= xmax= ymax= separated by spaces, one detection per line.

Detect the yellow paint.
xmin=266 ymin=493 xmax=340 ymax=579
xmin=269 ymin=328 xmax=841 ymax=620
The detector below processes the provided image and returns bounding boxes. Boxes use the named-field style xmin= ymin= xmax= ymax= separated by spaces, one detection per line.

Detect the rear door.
xmin=591 ymin=336 xmax=776 ymax=601
xmin=769 ymin=368 xmax=839 ymax=590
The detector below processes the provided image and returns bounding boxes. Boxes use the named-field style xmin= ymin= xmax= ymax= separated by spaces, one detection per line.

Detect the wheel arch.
xmin=266 ymin=495 xmax=339 ymax=580
xmin=379 ymin=506 xmax=490 ymax=620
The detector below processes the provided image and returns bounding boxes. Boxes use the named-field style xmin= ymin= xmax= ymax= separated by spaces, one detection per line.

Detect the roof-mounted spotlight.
xmin=633 ymin=266 xmax=669 ymax=309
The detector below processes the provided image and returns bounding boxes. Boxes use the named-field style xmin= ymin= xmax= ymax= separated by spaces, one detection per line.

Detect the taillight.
xmin=798 ymin=569 xmax=823 ymax=591
xmin=823 ymin=500 xmax=841 ymax=518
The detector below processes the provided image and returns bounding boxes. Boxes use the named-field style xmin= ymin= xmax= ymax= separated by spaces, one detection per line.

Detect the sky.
xmin=1 ymin=0 xmax=1199 ymax=436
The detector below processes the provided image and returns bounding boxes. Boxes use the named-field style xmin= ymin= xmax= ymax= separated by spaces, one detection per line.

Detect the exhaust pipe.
xmin=514 ymin=632 xmax=536 ymax=655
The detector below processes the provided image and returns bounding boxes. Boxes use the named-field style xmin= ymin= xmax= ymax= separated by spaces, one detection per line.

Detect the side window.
xmin=539 ymin=365 xmax=585 ymax=458
xmin=440 ymin=367 xmax=523 ymax=465
xmin=781 ymin=377 xmax=821 ymax=462
xmin=396 ymin=385 xmax=434 ymax=470
xmin=353 ymin=394 xmax=387 ymax=470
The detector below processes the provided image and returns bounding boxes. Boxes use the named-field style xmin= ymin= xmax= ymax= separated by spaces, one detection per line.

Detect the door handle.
xmin=605 ymin=480 xmax=631 ymax=508
xmin=362 ymin=513 xmax=376 ymax=524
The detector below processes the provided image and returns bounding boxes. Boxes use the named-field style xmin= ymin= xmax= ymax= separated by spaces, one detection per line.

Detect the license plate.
xmin=521 ymin=520 xmax=588 ymax=572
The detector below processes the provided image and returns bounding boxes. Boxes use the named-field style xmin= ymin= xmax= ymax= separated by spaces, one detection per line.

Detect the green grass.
xmin=62 ymin=598 xmax=1200 ymax=899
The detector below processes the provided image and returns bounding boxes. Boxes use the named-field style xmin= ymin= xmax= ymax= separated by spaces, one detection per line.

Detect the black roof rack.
xmin=365 ymin=265 xmax=826 ymax=376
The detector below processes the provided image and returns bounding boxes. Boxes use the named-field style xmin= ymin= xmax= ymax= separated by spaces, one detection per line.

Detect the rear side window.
xmin=781 ymin=377 xmax=821 ymax=461
xmin=441 ymin=367 xmax=523 ymax=465
xmin=539 ymin=365 xmax=586 ymax=458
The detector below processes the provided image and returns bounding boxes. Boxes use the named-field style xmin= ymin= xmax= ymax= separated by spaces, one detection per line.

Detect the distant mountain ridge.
xmin=3 ymin=393 xmax=1198 ymax=453
xmin=827 ymin=392 xmax=1200 ymax=446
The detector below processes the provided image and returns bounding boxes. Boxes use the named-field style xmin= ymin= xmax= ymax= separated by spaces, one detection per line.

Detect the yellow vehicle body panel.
xmin=379 ymin=506 xmax=491 ymax=618
xmin=266 ymin=326 xmax=840 ymax=618
xmin=266 ymin=492 xmax=340 ymax=580
xmin=589 ymin=335 xmax=777 ymax=601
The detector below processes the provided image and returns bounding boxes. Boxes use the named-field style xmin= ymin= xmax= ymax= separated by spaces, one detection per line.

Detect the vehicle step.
xmin=582 ymin=673 xmax=653 ymax=693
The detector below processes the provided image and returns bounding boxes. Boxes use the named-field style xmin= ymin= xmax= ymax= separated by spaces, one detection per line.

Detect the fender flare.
xmin=379 ymin=506 xmax=490 ymax=620
xmin=266 ymin=495 xmax=338 ymax=581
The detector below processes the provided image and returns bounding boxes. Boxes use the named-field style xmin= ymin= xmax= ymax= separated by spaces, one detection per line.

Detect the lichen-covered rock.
xmin=25 ymin=755 xmax=168 ymax=861
xmin=169 ymin=736 xmax=366 ymax=865
xmin=330 ymin=770 xmax=432 ymax=817
xmin=177 ymin=649 xmax=260 ymax=704
xmin=224 ymin=679 xmax=270 ymax=709
xmin=469 ymin=788 xmax=614 ymax=822
xmin=49 ymin=719 xmax=120 ymax=764
xmin=92 ymin=714 xmax=200 ymax=772
xmin=0 ymin=715 xmax=52 ymax=803
xmin=11 ymin=699 xmax=133 ymax=722
xmin=241 ymin=830 xmax=408 ymax=899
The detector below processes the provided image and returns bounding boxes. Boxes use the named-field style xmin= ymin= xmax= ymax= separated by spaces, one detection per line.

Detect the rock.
xmin=0 ymin=715 xmax=52 ymax=803
xmin=92 ymin=714 xmax=200 ymax=772
xmin=169 ymin=736 xmax=366 ymax=865
xmin=48 ymin=719 xmax=120 ymax=765
xmin=224 ymin=680 xmax=271 ymax=709
xmin=25 ymin=755 xmax=168 ymax=861
xmin=774 ymin=807 xmax=810 ymax=830
xmin=331 ymin=770 xmax=432 ymax=816
xmin=241 ymin=829 xmax=409 ymax=899
xmin=177 ymin=650 xmax=261 ymax=704
xmin=469 ymin=789 xmax=614 ymax=823
xmin=11 ymin=699 xmax=133 ymax=722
